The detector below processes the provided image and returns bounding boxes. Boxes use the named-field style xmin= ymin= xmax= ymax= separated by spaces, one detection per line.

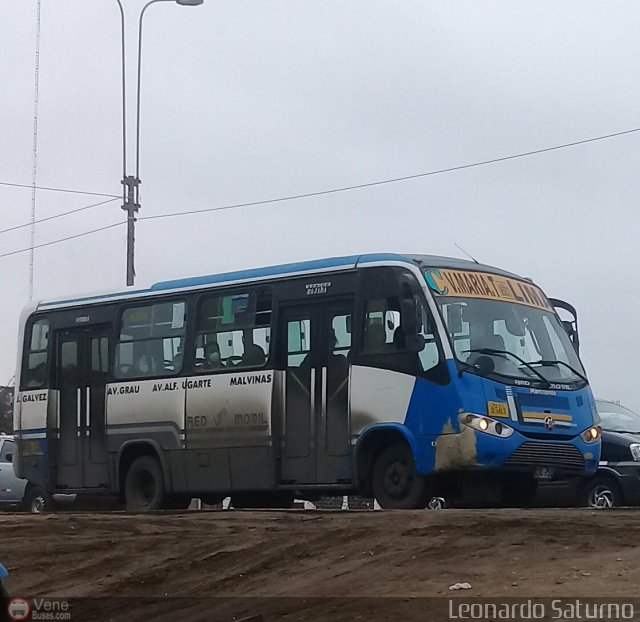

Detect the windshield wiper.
xmin=535 ymin=359 xmax=588 ymax=384
xmin=463 ymin=348 xmax=551 ymax=388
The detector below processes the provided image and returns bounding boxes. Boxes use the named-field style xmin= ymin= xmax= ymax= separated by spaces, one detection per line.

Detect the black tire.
xmin=372 ymin=444 xmax=429 ymax=509
xmin=124 ymin=455 xmax=166 ymax=512
xmin=232 ymin=492 xmax=295 ymax=509
xmin=23 ymin=486 xmax=54 ymax=514
xmin=581 ymin=476 xmax=623 ymax=509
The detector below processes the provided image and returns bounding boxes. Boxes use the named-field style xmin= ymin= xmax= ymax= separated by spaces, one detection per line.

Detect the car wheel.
xmin=582 ymin=477 xmax=622 ymax=509
xmin=24 ymin=486 xmax=53 ymax=514
xmin=372 ymin=444 xmax=429 ymax=509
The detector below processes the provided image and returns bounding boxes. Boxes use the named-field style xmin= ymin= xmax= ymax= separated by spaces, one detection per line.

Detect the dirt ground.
xmin=1 ymin=508 xmax=639 ymax=621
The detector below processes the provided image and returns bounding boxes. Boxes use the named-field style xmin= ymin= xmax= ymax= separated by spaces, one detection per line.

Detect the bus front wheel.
xmin=372 ymin=444 xmax=429 ymax=509
xmin=124 ymin=455 xmax=166 ymax=512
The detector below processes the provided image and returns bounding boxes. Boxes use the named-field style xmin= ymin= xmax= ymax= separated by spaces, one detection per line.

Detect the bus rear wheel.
xmin=372 ymin=444 xmax=429 ymax=509
xmin=124 ymin=456 xmax=166 ymax=512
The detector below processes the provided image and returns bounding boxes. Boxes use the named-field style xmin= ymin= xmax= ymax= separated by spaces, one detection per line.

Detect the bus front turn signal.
xmin=581 ymin=426 xmax=601 ymax=443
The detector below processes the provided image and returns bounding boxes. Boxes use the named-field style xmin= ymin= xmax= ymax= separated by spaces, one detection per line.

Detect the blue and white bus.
xmin=13 ymin=253 xmax=600 ymax=510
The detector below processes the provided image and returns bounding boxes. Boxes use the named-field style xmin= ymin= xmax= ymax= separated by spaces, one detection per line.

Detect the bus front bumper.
xmin=427 ymin=428 xmax=599 ymax=479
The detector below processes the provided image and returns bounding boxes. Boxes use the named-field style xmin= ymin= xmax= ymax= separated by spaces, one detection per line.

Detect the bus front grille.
xmin=504 ymin=442 xmax=585 ymax=472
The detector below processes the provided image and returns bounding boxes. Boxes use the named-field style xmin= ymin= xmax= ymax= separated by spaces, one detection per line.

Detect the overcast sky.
xmin=1 ymin=1 xmax=639 ymax=409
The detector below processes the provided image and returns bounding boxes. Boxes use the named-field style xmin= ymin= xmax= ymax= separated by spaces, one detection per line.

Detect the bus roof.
xmin=38 ymin=252 xmax=526 ymax=310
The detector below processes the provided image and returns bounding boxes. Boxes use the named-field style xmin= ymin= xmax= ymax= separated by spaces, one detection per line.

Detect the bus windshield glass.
xmin=424 ymin=268 xmax=586 ymax=385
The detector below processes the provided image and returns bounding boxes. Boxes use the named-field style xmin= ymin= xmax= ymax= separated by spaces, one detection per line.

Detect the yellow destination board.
xmin=424 ymin=268 xmax=552 ymax=311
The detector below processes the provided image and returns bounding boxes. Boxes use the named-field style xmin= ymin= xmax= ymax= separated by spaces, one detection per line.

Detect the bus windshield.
xmin=436 ymin=296 xmax=586 ymax=385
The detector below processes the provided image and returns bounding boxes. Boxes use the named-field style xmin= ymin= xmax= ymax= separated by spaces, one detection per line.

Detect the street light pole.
xmin=116 ymin=0 xmax=203 ymax=287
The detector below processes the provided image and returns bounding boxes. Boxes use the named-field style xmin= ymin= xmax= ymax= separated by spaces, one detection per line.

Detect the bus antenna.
xmin=454 ymin=243 xmax=480 ymax=264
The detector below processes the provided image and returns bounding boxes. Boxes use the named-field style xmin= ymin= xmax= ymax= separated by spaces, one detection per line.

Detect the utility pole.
xmin=115 ymin=0 xmax=202 ymax=287
xmin=122 ymin=176 xmax=140 ymax=286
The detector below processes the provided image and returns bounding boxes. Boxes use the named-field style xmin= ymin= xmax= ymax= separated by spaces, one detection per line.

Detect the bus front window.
xmin=438 ymin=297 xmax=586 ymax=385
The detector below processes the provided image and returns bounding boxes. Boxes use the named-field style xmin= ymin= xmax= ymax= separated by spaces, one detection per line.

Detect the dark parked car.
xmin=579 ymin=399 xmax=640 ymax=508
xmin=534 ymin=398 xmax=640 ymax=508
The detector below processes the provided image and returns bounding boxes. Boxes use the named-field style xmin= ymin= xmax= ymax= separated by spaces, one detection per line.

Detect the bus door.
xmin=280 ymin=300 xmax=353 ymax=485
xmin=55 ymin=326 xmax=110 ymax=489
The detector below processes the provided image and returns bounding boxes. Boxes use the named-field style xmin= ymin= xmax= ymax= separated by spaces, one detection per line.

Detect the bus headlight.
xmin=630 ymin=443 xmax=640 ymax=461
xmin=462 ymin=413 xmax=514 ymax=438
xmin=580 ymin=426 xmax=601 ymax=443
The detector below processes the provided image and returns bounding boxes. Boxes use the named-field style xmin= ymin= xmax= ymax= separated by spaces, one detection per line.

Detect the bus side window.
xmin=22 ymin=318 xmax=50 ymax=389
xmin=331 ymin=314 xmax=351 ymax=359
xmin=361 ymin=298 xmax=416 ymax=372
xmin=287 ymin=319 xmax=311 ymax=367
xmin=114 ymin=301 xmax=186 ymax=379
xmin=360 ymin=298 xmax=445 ymax=383
xmin=193 ymin=289 xmax=272 ymax=372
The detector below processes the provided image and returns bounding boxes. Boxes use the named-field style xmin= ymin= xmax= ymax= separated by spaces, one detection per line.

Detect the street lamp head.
xmin=176 ymin=0 xmax=204 ymax=5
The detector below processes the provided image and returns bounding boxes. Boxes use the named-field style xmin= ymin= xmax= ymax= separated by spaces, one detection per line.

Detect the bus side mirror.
xmin=549 ymin=298 xmax=580 ymax=356
xmin=4 ymin=453 xmax=12 ymax=463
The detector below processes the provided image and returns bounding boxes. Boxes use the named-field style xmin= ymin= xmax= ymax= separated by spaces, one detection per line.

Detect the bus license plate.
xmin=534 ymin=466 xmax=554 ymax=480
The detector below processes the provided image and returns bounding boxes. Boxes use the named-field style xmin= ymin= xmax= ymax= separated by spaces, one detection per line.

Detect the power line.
xmin=0 ymin=197 xmax=120 ymax=235
xmin=139 ymin=126 xmax=640 ymax=222
xmin=0 ymin=181 xmax=119 ymax=198
xmin=1 ymin=125 xmax=639 ymax=261
xmin=0 ymin=222 xmax=125 ymax=259
xmin=2 ymin=125 xmax=636 ymax=216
